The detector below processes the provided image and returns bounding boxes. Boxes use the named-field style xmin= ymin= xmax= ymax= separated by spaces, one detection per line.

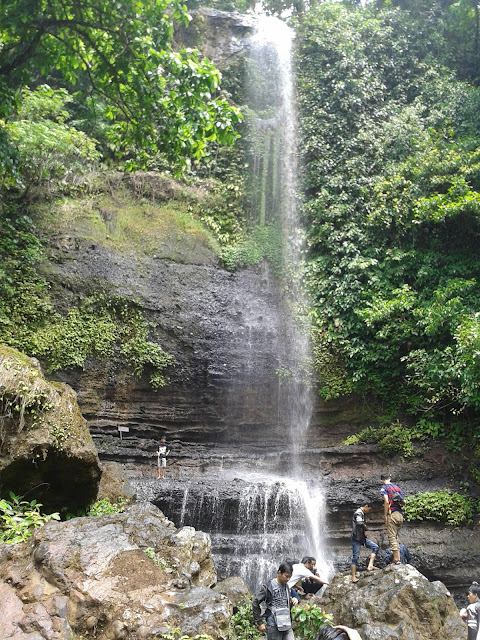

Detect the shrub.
xmin=6 ymin=85 xmax=99 ymax=189
xmin=87 ymin=497 xmax=129 ymax=516
xmin=403 ymin=490 xmax=477 ymax=526
xmin=159 ymin=630 xmax=213 ymax=640
xmin=0 ymin=492 xmax=60 ymax=544
xmin=229 ymin=599 xmax=262 ymax=640
xmin=343 ymin=422 xmax=417 ymax=458
xmin=292 ymin=604 xmax=334 ymax=640
xmin=221 ymin=224 xmax=282 ymax=273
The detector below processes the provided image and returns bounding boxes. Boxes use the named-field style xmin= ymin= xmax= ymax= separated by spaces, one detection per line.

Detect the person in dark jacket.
xmin=252 ymin=562 xmax=295 ymax=640
xmin=351 ymin=502 xmax=379 ymax=583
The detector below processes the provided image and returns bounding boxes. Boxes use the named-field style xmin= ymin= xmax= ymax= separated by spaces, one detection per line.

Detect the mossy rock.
xmin=0 ymin=345 xmax=101 ymax=511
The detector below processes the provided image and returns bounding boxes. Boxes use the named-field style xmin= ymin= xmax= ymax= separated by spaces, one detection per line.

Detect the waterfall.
xmin=244 ymin=13 xmax=333 ymax=582
xmin=148 ymin=11 xmax=335 ymax=591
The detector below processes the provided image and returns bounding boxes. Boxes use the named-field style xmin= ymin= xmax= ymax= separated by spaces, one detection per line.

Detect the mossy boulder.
xmin=0 ymin=345 xmax=101 ymax=511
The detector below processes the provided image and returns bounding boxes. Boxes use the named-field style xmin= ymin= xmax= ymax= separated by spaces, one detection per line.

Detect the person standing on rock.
xmin=252 ymin=562 xmax=296 ymax=640
xmin=156 ymin=437 xmax=170 ymax=479
xmin=380 ymin=473 xmax=405 ymax=565
xmin=384 ymin=544 xmax=411 ymax=566
xmin=351 ymin=502 xmax=379 ymax=583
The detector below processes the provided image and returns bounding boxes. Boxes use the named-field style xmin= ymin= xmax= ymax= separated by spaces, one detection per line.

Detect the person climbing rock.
xmin=380 ymin=473 xmax=405 ymax=565
xmin=252 ymin=562 xmax=296 ymax=640
xmin=351 ymin=501 xmax=379 ymax=583
xmin=384 ymin=544 xmax=411 ymax=566
xmin=156 ymin=437 xmax=170 ymax=479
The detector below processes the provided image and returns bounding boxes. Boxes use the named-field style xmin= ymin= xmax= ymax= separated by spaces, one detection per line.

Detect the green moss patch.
xmin=35 ymin=183 xmax=221 ymax=264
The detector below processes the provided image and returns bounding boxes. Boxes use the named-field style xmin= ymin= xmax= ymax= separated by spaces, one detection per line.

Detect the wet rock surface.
xmin=46 ymin=227 xmax=365 ymax=452
xmin=0 ymin=502 xmax=232 ymax=640
xmin=33 ymin=134 xmax=478 ymax=617
xmin=177 ymin=8 xmax=256 ymax=70
xmin=316 ymin=564 xmax=466 ymax=640
xmin=119 ymin=452 xmax=480 ymax=601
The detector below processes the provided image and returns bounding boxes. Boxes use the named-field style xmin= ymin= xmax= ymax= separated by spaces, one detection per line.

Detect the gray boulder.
xmin=213 ymin=576 xmax=252 ymax=608
xmin=0 ymin=502 xmax=231 ymax=639
xmin=316 ymin=564 xmax=466 ymax=640
xmin=0 ymin=345 xmax=101 ymax=511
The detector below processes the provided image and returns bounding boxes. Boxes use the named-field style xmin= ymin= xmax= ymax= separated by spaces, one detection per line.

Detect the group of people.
xmin=351 ymin=472 xmax=407 ymax=582
xmin=252 ymin=559 xmax=361 ymax=640
xmin=152 ymin=443 xmax=474 ymax=639
xmin=252 ymin=472 xmax=407 ymax=640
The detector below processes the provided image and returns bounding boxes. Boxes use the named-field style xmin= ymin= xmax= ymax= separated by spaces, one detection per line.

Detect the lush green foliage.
xmin=343 ymin=422 xmax=415 ymax=458
xmin=291 ymin=605 xmax=334 ymax=639
xmin=342 ymin=417 xmax=476 ymax=457
xmin=228 ymin=600 xmax=263 ymax=640
xmin=403 ymin=489 xmax=478 ymax=526
xmin=297 ymin=2 xmax=480 ymax=432
xmin=0 ymin=0 xmax=241 ymax=183
xmin=159 ymin=630 xmax=213 ymax=640
xmin=185 ymin=0 xmax=255 ymax=12
xmin=0 ymin=492 xmax=60 ymax=543
xmin=87 ymin=497 xmax=129 ymax=517
xmin=221 ymin=224 xmax=283 ymax=273
xmin=6 ymin=85 xmax=99 ymax=190
xmin=373 ymin=0 xmax=480 ymax=83
xmin=227 ymin=600 xmax=335 ymax=640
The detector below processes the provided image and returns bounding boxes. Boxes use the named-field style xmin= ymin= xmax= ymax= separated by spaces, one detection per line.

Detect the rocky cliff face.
xmin=0 ymin=346 xmax=101 ymax=511
xmin=317 ymin=564 xmax=466 ymax=640
xmin=42 ymin=211 xmax=480 ymax=598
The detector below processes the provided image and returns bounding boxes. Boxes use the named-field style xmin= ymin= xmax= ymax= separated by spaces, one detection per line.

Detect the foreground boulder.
xmin=0 ymin=502 xmax=231 ymax=640
xmin=0 ymin=345 xmax=101 ymax=511
xmin=213 ymin=576 xmax=252 ymax=608
xmin=316 ymin=564 xmax=465 ymax=640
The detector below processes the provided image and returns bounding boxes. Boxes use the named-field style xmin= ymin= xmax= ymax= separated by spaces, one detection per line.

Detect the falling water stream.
xmin=243 ymin=13 xmax=332 ymax=579
xmin=152 ymin=12 xmax=334 ymax=590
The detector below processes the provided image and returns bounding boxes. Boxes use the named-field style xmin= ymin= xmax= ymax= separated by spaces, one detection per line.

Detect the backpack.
xmin=390 ymin=490 xmax=405 ymax=508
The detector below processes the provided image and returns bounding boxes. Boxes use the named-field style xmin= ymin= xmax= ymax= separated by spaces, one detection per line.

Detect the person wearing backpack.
xmin=380 ymin=473 xmax=405 ymax=565
xmin=252 ymin=562 xmax=296 ymax=640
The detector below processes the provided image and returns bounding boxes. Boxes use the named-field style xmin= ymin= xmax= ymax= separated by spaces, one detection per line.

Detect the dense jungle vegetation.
xmin=1 ymin=0 xmax=480 ymax=454
xmin=295 ymin=0 xmax=480 ymax=453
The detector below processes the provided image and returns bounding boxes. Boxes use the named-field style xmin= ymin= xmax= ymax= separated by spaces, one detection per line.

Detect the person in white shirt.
xmin=156 ymin=437 xmax=170 ymax=479
xmin=287 ymin=557 xmax=328 ymax=598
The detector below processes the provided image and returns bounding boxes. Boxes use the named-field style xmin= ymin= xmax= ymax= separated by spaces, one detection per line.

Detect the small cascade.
xmin=153 ymin=470 xmax=331 ymax=588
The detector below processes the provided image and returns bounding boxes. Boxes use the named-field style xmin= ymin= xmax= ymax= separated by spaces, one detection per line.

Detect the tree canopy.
xmin=296 ymin=2 xmax=480 ymax=434
xmin=0 ymin=0 xmax=241 ymax=183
